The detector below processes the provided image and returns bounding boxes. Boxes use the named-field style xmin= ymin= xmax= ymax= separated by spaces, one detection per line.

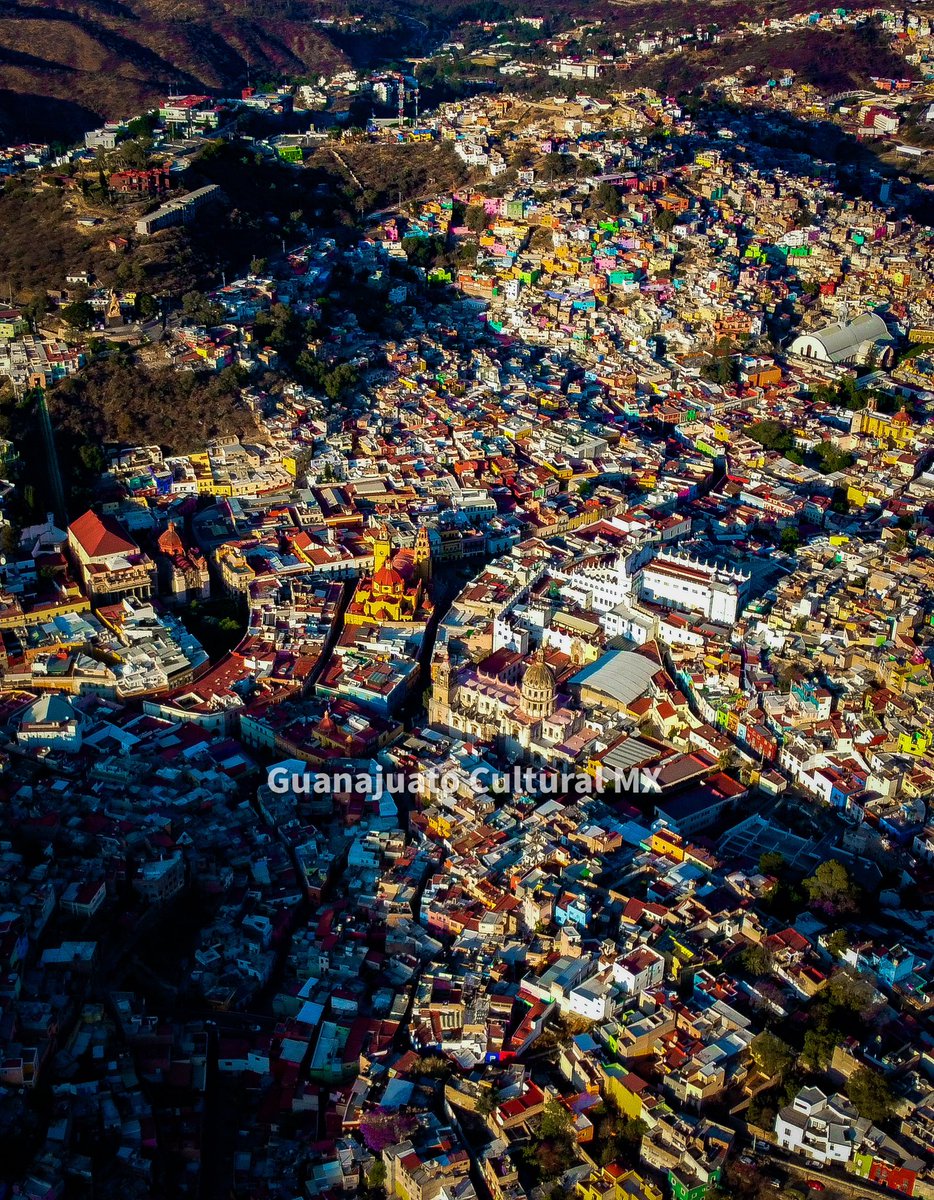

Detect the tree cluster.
xmin=746 ymin=419 xmax=796 ymax=454
xmin=803 ymin=859 xmax=861 ymax=916
xmin=517 ymin=1099 xmax=578 ymax=1187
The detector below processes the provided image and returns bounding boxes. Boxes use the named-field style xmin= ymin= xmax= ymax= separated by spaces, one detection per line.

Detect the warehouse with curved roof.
xmin=788 ymin=312 xmax=893 ymax=365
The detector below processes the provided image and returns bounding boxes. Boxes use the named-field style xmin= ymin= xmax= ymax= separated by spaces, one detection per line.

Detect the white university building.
xmin=637 ymin=550 xmax=749 ymax=625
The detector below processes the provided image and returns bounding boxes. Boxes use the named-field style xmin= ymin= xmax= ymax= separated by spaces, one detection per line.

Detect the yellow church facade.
xmin=345 ymin=527 xmax=433 ymax=626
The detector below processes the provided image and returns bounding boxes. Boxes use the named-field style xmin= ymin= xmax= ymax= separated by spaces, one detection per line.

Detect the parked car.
xmin=805 ymin=1182 xmax=826 ymax=1192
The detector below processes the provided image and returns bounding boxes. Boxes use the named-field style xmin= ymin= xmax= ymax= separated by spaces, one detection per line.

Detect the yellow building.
xmin=850 ymin=403 xmax=914 ymax=448
xmin=599 ymin=1064 xmax=652 ymax=1121
xmin=216 ymin=543 xmax=254 ymax=595
xmin=345 ymin=527 xmax=432 ymax=626
xmin=648 ymin=828 xmax=685 ymax=863
xmin=578 ymin=1164 xmax=663 ymax=1200
xmin=898 ymin=729 xmax=932 ymax=756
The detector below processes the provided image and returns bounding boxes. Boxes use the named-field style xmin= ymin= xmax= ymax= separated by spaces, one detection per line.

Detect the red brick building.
xmin=109 ymin=167 xmax=171 ymax=196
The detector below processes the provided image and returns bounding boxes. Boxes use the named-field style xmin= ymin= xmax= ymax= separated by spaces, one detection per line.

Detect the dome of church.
xmin=523 ymin=653 xmax=555 ymax=693
xmin=521 ymin=649 xmax=556 ymax=719
xmin=373 ymin=563 xmax=405 ymax=592
xmin=158 ymin=524 xmax=185 ymax=556
xmin=318 ymin=708 xmax=338 ymax=736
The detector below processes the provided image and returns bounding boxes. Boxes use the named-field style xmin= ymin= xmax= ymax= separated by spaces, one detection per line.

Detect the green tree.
xmin=456 ymin=241 xmax=479 ymax=265
xmin=539 ymin=1098 xmax=574 ymax=1140
xmin=254 ymin=303 xmax=303 ymax=357
xmin=325 ymin=363 xmax=358 ymax=404
xmin=746 ymin=1094 xmax=778 ymax=1129
xmin=591 ymin=181 xmax=622 ymax=215
xmin=654 ymin=209 xmax=676 ymax=233
xmin=747 ymin=419 xmax=795 ymax=454
xmin=540 ymin=151 xmax=572 ymax=182
xmin=825 ymin=928 xmax=849 ymax=959
xmin=847 ymin=1067 xmax=895 ymax=1123
xmin=802 ymin=1026 xmax=838 ymax=1072
xmin=127 ymin=113 xmax=159 ymax=138
xmin=701 ymin=355 xmax=735 ymax=385
xmin=740 ymin=942 xmax=774 ymax=977
xmin=759 ymin=851 xmax=786 ymax=877
xmin=61 ymin=301 xmax=95 ymax=332
xmin=617 ymin=1116 xmax=647 ymax=1144
xmin=815 ymin=440 xmax=854 ymax=475
xmin=780 ymin=526 xmax=800 ymax=552
xmin=23 ymin=296 xmax=51 ymax=330
xmin=402 ymin=235 xmax=441 ymax=268
xmin=825 ymin=970 xmax=876 ymax=1016
xmin=78 ymin=443 xmax=105 ymax=475
xmin=464 ymin=204 xmax=488 ymax=233
xmin=117 ymin=136 xmax=152 ymax=169
xmin=137 ymin=293 xmax=159 ymax=320
xmin=0 ymin=523 xmax=18 ymax=556
xmin=804 ymin=859 xmax=859 ymax=913
xmin=181 ymin=291 xmax=225 ymax=326
xmin=749 ymin=1031 xmax=794 ymax=1080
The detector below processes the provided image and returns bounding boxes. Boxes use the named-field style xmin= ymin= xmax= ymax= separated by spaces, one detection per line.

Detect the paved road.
xmin=740 ymin=1134 xmax=898 ymax=1200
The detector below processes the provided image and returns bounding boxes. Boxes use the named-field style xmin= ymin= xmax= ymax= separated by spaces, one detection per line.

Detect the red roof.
xmin=373 ymin=563 xmax=405 ymax=589
xmin=69 ymin=510 xmax=137 ymax=558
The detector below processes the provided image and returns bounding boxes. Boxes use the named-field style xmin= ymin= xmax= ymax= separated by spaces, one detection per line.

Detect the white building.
xmin=568 ymin=975 xmax=615 ymax=1022
xmin=566 ymin=542 xmax=653 ymax=613
xmin=788 ymin=313 xmax=893 ymax=366
xmin=775 ymin=1087 xmax=859 ymax=1166
xmin=638 ymin=550 xmax=748 ymax=625
xmin=134 ymin=855 xmax=185 ymax=904
xmin=17 ymin=693 xmax=83 ymax=752
xmin=85 ymin=124 xmax=124 ymax=150
xmin=612 ymin=947 xmax=666 ymax=997
xmin=604 ymin=601 xmax=656 ymax=644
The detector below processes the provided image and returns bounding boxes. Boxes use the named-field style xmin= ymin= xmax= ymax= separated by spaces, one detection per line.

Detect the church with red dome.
xmin=345 ymin=527 xmax=434 ymax=627
xmin=156 ymin=521 xmax=210 ymax=605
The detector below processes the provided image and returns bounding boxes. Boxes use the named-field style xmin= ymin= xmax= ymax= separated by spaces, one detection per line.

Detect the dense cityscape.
xmin=0 ymin=4 xmax=934 ymax=1200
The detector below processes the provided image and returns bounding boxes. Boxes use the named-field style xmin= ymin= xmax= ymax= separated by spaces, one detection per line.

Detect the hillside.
xmin=0 ymin=0 xmax=353 ymax=143
xmin=0 ymin=0 xmax=905 ymax=144
xmin=0 ymin=138 xmax=468 ymax=301
xmin=621 ymin=22 xmax=916 ymax=96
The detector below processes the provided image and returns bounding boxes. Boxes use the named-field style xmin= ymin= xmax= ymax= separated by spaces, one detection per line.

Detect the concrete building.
xmin=134 ymin=855 xmax=185 ymax=904
xmin=135 ymin=185 xmax=225 ymax=237
xmin=775 ymin=1086 xmax=859 ymax=1166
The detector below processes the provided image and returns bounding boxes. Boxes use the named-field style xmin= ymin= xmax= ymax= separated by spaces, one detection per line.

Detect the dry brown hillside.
xmin=0 ymin=0 xmax=349 ymax=142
